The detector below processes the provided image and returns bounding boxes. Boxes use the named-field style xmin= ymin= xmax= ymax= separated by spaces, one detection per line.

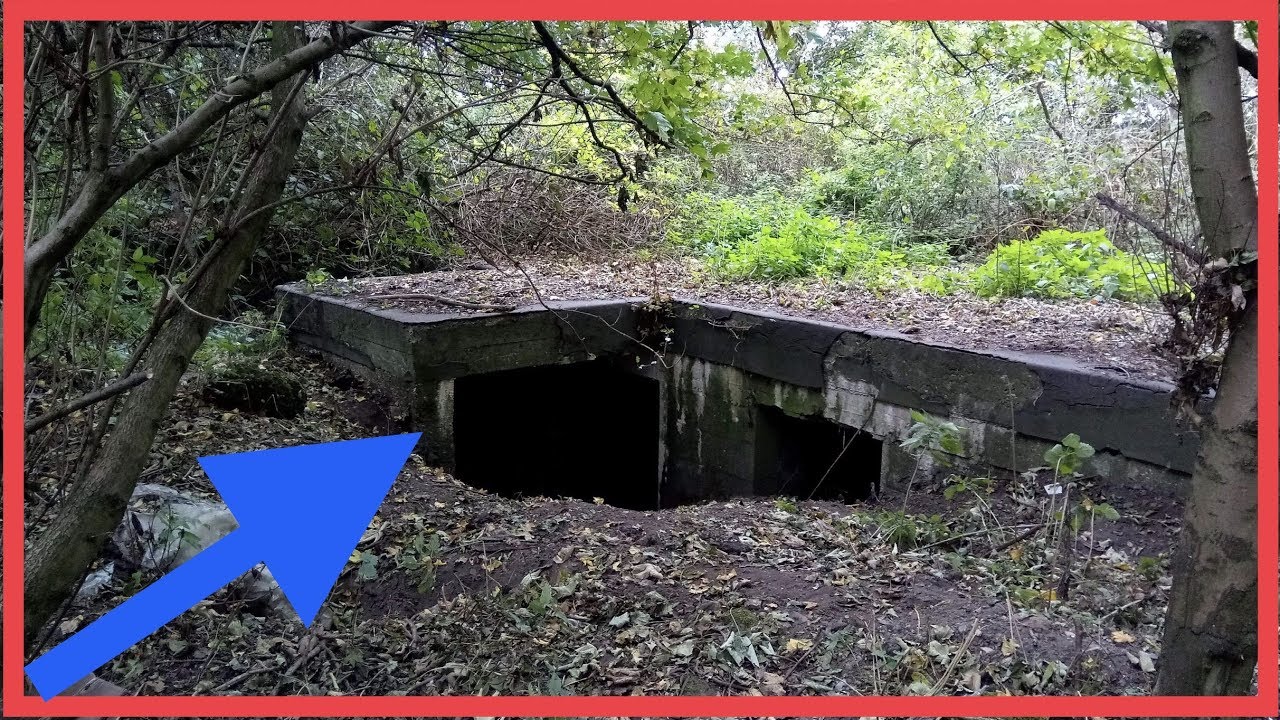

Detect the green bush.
xmin=668 ymin=191 xmax=795 ymax=250
xmin=33 ymin=203 xmax=164 ymax=367
xmin=801 ymin=140 xmax=989 ymax=246
xmin=670 ymin=192 xmax=953 ymax=286
xmin=969 ymin=228 xmax=1176 ymax=301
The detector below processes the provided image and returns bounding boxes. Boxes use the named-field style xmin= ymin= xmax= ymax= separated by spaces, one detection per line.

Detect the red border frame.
xmin=3 ymin=3 xmax=1277 ymax=717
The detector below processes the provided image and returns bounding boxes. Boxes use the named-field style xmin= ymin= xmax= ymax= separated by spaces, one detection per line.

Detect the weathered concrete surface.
xmin=277 ymin=284 xmax=1197 ymax=502
xmin=278 ymin=289 xmax=418 ymax=388
xmin=663 ymin=356 xmax=757 ymax=506
xmin=671 ymin=300 xmax=1197 ymax=474
xmin=279 ymin=286 xmax=647 ymax=380
xmin=278 ymin=285 xmax=650 ymax=465
xmin=667 ymin=302 xmax=848 ymax=388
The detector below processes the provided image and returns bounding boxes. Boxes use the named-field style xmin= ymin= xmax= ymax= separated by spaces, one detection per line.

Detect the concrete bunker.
xmin=277 ymin=287 xmax=1200 ymax=508
xmin=453 ymin=360 xmax=661 ymax=510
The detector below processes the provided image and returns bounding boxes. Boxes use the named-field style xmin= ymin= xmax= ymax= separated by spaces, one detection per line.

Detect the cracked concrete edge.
xmin=276 ymin=286 xmax=1198 ymax=475
xmin=671 ymin=299 xmax=1198 ymax=472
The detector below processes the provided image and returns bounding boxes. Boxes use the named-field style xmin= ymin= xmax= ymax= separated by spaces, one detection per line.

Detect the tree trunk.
xmin=1168 ymin=21 xmax=1258 ymax=258
xmin=21 ymin=21 xmax=396 ymax=345
xmin=23 ymin=22 xmax=312 ymax=650
xmin=1156 ymin=303 xmax=1259 ymax=695
xmin=1155 ymin=21 xmax=1259 ymax=696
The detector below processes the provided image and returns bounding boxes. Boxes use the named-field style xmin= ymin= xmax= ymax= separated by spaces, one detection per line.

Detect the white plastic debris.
xmin=112 ymin=484 xmax=288 ymax=615
xmin=75 ymin=562 xmax=115 ymax=602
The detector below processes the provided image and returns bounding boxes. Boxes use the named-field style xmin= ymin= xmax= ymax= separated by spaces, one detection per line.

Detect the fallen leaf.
xmin=785 ymin=638 xmax=814 ymax=654
xmin=1138 ymin=650 xmax=1156 ymax=672
xmin=633 ymin=563 xmax=663 ymax=581
xmin=1111 ymin=630 xmax=1135 ymax=644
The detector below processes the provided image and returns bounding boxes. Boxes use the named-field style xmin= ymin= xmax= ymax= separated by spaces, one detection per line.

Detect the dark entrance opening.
xmin=753 ymin=407 xmax=880 ymax=502
xmin=453 ymin=361 xmax=660 ymax=510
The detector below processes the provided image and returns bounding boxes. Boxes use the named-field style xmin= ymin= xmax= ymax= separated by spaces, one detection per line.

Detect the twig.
xmin=867 ymin=608 xmax=882 ymax=694
xmin=1033 ymin=81 xmax=1065 ymax=143
xmin=363 ymin=293 xmax=517 ymax=312
xmin=802 ymin=427 xmax=863 ymax=500
xmin=915 ymin=523 xmax=1042 ymax=552
xmin=532 ymin=21 xmax=670 ymax=148
xmin=1066 ymin=616 xmax=1086 ymax=678
xmin=991 ymin=523 xmax=1044 ymax=554
xmin=211 ymin=665 xmax=275 ymax=692
xmin=1096 ymin=596 xmax=1148 ymax=623
xmin=929 ymin=619 xmax=980 ymax=695
xmin=1095 ymin=192 xmax=1208 ymax=265
xmin=25 ymin=371 xmax=152 ymax=433
xmin=163 ymin=277 xmax=278 ymax=331
xmin=927 ymin=21 xmax=975 ymax=74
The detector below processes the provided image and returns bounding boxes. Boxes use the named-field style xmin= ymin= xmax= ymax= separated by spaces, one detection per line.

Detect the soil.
xmin=53 ymin=352 xmax=1179 ymax=699
xmin=324 ymin=252 xmax=1177 ymax=383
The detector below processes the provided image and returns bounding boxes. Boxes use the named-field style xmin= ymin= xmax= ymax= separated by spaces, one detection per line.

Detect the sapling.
xmin=898 ymin=410 xmax=964 ymax=513
xmin=1040 ymin=433 xmax=1119 ymax=600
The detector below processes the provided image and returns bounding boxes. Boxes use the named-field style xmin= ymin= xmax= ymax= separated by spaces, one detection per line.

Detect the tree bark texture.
xmin=1156 ymin=21 xmax=1260 ymax=697
xmin=1168 ymin=21 xmax=1258 ymax=258
xmin=1156 ymin=303 xmax=1260 ymax=695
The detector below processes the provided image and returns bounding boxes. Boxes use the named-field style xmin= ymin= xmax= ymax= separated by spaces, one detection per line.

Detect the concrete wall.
xmin=277 ymin=285 xmax=1197 ymax=502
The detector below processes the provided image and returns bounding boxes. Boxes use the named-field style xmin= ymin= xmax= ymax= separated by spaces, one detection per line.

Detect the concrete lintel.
xmin=276 ymin=285 xmax=1199 ymax=479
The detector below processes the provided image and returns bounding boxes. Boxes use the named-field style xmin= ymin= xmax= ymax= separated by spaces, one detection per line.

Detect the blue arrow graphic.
xmin=24 ymin=432 xmax=421 ymax=700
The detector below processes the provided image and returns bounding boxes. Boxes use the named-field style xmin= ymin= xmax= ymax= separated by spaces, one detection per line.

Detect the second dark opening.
xmin=753 ymin=406 xmax=881 ymax=502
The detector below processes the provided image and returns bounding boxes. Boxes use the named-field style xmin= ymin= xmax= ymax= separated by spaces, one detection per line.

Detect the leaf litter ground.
xmin=53 ymin=351 xmax=1181 ymax=699
xmin=330 ymin=251 xmax=1176 ymax=383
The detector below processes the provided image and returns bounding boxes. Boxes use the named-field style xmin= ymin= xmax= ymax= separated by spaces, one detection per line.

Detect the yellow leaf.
xmin=1009 ymin=545 xmax=1023 ymax=562
xmin=785 ymin=638 xmax=814 ymax=654
xmin=1111 ymin=630 xmax=1135 ymax=644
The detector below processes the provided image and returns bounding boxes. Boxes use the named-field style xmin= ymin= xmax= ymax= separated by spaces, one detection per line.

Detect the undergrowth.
xmin=668 ymin=192 xmax=956 ymax=291
xmin=970 ymin=228 xmax=1178 ymax=301
xmin=669 ymin=193 xmax=1175 ymax=302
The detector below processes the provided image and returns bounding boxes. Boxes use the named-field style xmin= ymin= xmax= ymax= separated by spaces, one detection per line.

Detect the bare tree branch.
xmin=25 ymin=372 xmax=152 ymax=434
xmin=24 ymin=20 xmax=401 ymax=341
xmin=1095 ymin=192 xmax=1208 ymax=264
xmin=532 ymin=21 xmax=670 ymax=148
xmin=1033 ymin=81 xmax=1065 ymax=143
